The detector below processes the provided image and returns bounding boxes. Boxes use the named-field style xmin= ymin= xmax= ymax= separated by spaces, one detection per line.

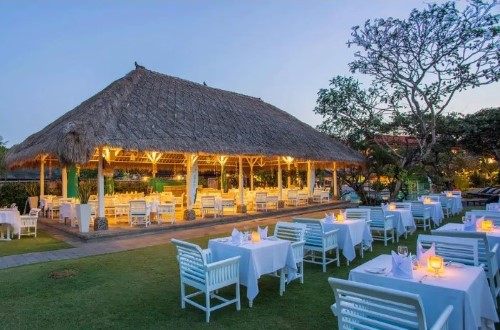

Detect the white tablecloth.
xmin=349 ymin=254 xmax=498 ymax=330
xmin=435 ymin=222 xmax=500 ymax=266
xmin=386 ymin=209 xmax=416 ymax=237
xmin=424 ymin=201 xmax=444 ymax=226
xmin=322 ymin=219 xmax=372 ymax=262
xmin=0 ymin=209 xmax=21 ymax=235
xmin=449 ymin=196 xmax=463 ymax=214
xmin=208 ymin=237 xmax=296 ymax=305
xmin=60 ymin=203 xmax=77 ymax=227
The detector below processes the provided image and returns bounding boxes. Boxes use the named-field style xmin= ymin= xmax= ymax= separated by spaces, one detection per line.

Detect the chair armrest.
xmin=429 ymin=305 xmax=453 ymax=330
xmin=323 ymin=229 xmax=339 ymax=248
xmin=323 ymin=229 xmax=339 ymax=236
xmin=206 ymin=256 xmax=241 ymax=271
xmin=384 ymin=214 xmax=394 ymax=221
xmin=490 ymin=243 xmax=498 ymax=255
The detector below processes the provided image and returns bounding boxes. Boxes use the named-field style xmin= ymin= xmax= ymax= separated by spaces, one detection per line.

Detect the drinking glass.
xmin=397 ymin=245 xmax=408 ymax=256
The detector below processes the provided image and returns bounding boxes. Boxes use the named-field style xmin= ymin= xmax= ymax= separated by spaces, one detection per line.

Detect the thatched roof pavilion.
xmin=5 ymin=63 xmax=364 ymax=171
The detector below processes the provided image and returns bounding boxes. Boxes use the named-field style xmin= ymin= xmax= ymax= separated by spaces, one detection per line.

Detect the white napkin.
xmin=464 ymin=214 xmax=477 ymax=232
xmin=391 ymin=251 xmax=413 ymax=279
xmin=381 ymin=203 xmax=388 ymax=211
xmin=231 ymin=228 xmax=243 ymax=245
xmin=476 ymin=216 xmax=485 ymax=230
xmin=324 ymin=213 xmax=334 ymax=223
xmin=417 ymin=242 xmax=435 ymax=267
xmin=258 ymin=226 xmax=268 ymax=240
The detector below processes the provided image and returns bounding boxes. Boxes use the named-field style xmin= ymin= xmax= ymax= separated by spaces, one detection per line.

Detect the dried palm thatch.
xmin=5 ymin=64 xmax=364 ymax=169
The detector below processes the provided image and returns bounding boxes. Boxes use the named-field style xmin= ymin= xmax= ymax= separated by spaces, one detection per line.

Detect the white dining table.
xmin=208 ymin=237 xmax=296 ymax=307
xmin=349 ymin=254 xmax=498 ymax=330
xmin=435 ymin=222 xmax=500 ymax=266
xmin=423 ymin=201 xmax=444 ymax=226
xmin=385 ymin=209 xmax=416 ymax=237
xmin=448 ymin=195 xmax=463 ymax=214
xmin=321 ymin=219 xmax=372 ymax=263
xmin=0 ymin=209 xmax=21 ymax=240
xmin=59 ymin=202 xmax=77 ymax=226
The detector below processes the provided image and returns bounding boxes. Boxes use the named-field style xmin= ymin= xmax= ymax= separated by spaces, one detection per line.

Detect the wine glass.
xmin=429 ymin=256 xmax=443 ymax=278
xmin=397 ymin=245 xmax=408 ymax=257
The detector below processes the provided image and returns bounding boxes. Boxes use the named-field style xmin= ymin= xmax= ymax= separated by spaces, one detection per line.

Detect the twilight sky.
xmin=1 ymin=0 xmax=498 ymax=147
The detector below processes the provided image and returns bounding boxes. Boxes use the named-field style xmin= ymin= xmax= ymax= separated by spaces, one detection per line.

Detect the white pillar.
xmin=287 ymin=163 xmax=291 ymax=188
xmin=277 ymin=157 xmax=282 ymax=200
xmin=250 ymin=163 xmax=254 ymax=191
xmin=97 ymin=146 xmax=105 ymax=217
xmin=40 ymin=157 xmax=46 ymax=197
xmin=185 ymin=154 xmax=198 ymax=211
xmin=333 ymin=162 xmax=338 ymax=199
xmin=61 ymin=166 xmax=68 ymax=198
xmin=238 ymin=156 xmax=244 ymax=206
xmin=307 ymin=161 xmax=315 ymax=196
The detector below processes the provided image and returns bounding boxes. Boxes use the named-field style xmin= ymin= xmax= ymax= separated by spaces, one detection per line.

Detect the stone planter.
xmin=76 ymin=204 xmax=92 ymax=233
xmin=278 ymin=200 xmax=285 ymax=209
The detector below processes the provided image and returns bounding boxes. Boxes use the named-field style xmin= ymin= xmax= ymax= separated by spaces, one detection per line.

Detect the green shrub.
xmin=0 ymin=182 xmax=28 ymax=210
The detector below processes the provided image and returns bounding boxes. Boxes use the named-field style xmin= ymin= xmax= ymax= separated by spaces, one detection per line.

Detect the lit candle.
xmin=251 ymin=231 xmax=261 ymax=243
xmin=336 ymin=213 xmax=344 ymax=222
xmin=389 ymin=204 xmax=396 ymax=210
xmin=482 ymin=220 xmax=493 ymax=232
xmin=428 ymin=256 xmax=444 ymax=277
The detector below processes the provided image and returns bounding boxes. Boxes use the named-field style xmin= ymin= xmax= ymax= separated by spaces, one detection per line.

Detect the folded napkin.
xmin=391 ymin=250 xmax=413 ymax=279
xmin=417 ymin=242 xmax=435 ymax=267
xmin=324 ymin=213 xmax=335 ymax=223
xmin=258 ymin=226 xmax=268 ymax=240
xmin=464 ymin=214 xmax=478 ymax=232
xmin=231 ymin=228 xmax=243 ymax=245
xmin=381 ymin=203 xmax=388 ymax=211
xmin=476 ymin=216 xmax=485 ymax=230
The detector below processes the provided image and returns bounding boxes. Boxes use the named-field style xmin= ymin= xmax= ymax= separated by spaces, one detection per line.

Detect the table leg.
xmin=249 ymin=299 xmax=253 ymax=308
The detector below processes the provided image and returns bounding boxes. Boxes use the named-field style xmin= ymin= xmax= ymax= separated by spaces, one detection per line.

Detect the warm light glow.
xmin=482 ymin=220 xmax=493 ymax=231
xmin=176 ymin=174 xmax=183 ymax=181
xmin=446 ymin=192 xmax=453 ymax=197
xmin=336 ymin=213 xmax=344 ymax=222
xmin=424 ymin=197 xmax=431 ymax=204
xmin=389 ymin=204 xmax=396 ymax=210
xmin=282 ymin=156 xmax=294 ymax=164
xmin=428 ymin=256 xmax=444 ymax=276
xmin=142 ymin=176 xmax=149 ymax=182
xmin=251 ymin=231 xmax=261 ymax=243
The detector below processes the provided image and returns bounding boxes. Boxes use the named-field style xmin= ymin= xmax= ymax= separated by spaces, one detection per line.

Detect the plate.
xmin=365 ymin=267 xmax=387 ymax=274
xmin=267 ymin=236 xmax=278 ymax=241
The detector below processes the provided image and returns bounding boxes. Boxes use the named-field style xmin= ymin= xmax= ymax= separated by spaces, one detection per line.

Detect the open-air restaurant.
xmin=1 ymin=64 xmax=499 ymax=329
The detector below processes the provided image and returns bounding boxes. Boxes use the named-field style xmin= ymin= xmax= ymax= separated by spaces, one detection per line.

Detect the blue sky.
xmin=1 ymin=1 xmax=498 ymax=147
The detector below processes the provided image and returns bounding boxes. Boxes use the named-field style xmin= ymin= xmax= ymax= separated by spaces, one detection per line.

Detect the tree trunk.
xmin=391 ymin=180 xmax=403 ymax=201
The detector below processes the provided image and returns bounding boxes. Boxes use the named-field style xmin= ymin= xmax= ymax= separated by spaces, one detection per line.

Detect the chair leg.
xmin=236 ymin=282 xmax=241 ymax=311
xmin=336 ymin=249 xmax=340 ymax=267
xmin=180 ymin=282 xmax=186 ymax=308
xmin=322 ymin=251 xmax=326 ymax=272
xmin=205 ymin=289 xmax=211 ymax=323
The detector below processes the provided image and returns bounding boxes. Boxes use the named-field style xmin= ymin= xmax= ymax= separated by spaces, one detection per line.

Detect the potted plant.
xmin=25 ymin=182 xmax=40 ymax=211
xmin=76 ymin=180 xmax=94 ymax=233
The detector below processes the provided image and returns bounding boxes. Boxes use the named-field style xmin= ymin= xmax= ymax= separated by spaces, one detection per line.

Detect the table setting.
xmin=208 ymin=225 xmax=296 ymax=307
xmin=349 ymin=244 xmax=498 ymax=329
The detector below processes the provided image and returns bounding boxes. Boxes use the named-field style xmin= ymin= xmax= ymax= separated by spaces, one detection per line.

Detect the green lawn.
xmin=0 ymin=207 xmax=496 ymax=329
xmin=0 ymin=230 xmax=72 ymax=257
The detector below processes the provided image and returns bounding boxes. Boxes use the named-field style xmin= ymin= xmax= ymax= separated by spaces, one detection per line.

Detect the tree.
xmin=0 ymin=136 xmax=8 ymax=178
xmin=316 ymin=0 xmax=499 ymax=196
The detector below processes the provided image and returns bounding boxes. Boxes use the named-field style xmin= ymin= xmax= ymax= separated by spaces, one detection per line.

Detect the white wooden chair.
xmin=220 ymin=198 xmax=236 ymax=216
xmin=417 ymin=234 xmax=479 ymax=266
xmin=286 ymin=189 xmax=299 ymax=207
xmin=368 ymin=207 xmax=394 ymax=246
xmin=201 ymin=196 xmax=218 ymax=218
xmin=411 ymin=202 xmax=432 ymax=231
xmin=431 ymin=230 xmax=500 ymax=307
xmin=312 ymin=189 xmax=323 ymax=203
xmin=328 ymin=277 xmax=453 ymax=330
xmin=393 ymin=202 xmax=412 ymax=210
xmin=171 ymin=239 xmax=240 ymax=323
xmin=468 ymin=210 xmax=500 ymax=226
xmin=129 ymin=200 xmax=150 ymax=227
xmin=157 ymin=203 xmax=175 ymax=224
xmin=438 ymin=196 xmax=452 ymax=218
xmin=173 ymin=193 xmax=184 ymax=214
xmin=48 ymin=197 xmax=61 ymax=219
xmin=254 ymin=192 xmax=268 ymax=211
xmin=273 ymin=221 xmax=307 ymax=294
xmin=19 ymin=208 xmax=40 ymax=238
xmin=293 ymin=218 xmax=340 ymax=272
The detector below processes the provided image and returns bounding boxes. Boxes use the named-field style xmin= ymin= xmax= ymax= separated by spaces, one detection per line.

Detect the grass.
xmin=0 ymin=207 xmax=496 ymax=329
xmin=0 ymin=230 xmax=72 ymax=257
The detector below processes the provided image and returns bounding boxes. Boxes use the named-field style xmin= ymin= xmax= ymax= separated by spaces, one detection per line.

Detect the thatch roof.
xmin=5 ymin=64 xmax=365 ymax=169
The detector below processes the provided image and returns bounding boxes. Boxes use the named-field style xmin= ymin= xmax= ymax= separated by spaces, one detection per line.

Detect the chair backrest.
xmin=255 ymin=192 xmax=267 ymax=202
xmin=486 ymin=203 xmax=500 ymax=211
xmin=293 ymin=218 xmax=325 ymax=247
xmin=468 ymin=210 xmax=500 ymax=225
xmin=171 ymin=239 xmax=208 ymax=285
xmin=393 ymin=202 xmax=412 ymax=210
xmin=274 ymin=221 xmax=306 ymax=242
xmin=444 ymin=190 xmax=462 ymax=197
xmin=411 ymin=202 xmax=430 ymax=218
xmin=328 ymin=277 xmax=428 ymax=330
xmin=369 ymin=207 xmax=392 ymax=228
xmin=287 ymin=189 xmax=298 ymax=199
xmin=345 ymin=208 xmax=370 ymax=222
xmin=201 ymin=196 xmax=215 ymax=207
xmin=129 ymin=200 xmax=147 ymax=214
xmin=417 ymin=234 xmax=479 ymax=266
xmin=158 ymin=204 xmax=174 ymax=213
xmin=431 ymin=230 xmax=495 ymax=272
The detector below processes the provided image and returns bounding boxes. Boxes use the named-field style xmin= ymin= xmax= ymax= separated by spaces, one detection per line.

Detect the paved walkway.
xmin=0 ymin=207 xmax=331 ymax=270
